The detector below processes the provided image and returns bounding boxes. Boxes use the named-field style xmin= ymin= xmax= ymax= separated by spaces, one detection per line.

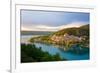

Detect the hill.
xmin=29 ymin=24 xmax=89 ymax=50
xmin=53 ymin=24 xmax=89 ymax=37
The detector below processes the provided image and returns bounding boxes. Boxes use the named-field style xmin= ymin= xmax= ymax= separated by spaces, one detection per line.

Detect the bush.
xmin=21 ymin=43 xmax=65 ymax=63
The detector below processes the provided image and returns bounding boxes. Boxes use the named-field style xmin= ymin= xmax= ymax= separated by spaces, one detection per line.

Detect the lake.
xmin=21 ymin=35 xmax=89 ymax=60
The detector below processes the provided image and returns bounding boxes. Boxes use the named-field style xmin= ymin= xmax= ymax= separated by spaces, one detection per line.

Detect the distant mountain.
xmin=21 ymin=31 xmax=53 ymax=35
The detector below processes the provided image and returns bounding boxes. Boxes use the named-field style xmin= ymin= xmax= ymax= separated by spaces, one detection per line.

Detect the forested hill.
xmin=30 ymin=24 xmax=89 ymax=49
xmin=53 ymin=24 xmax=89 ymax=37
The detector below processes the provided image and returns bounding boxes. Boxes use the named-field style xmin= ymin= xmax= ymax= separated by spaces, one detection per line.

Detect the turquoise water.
xmin=34 ymin=43 xmax=89 ymax=60
xmin=21 ymin=35 xmax=89 ymax=60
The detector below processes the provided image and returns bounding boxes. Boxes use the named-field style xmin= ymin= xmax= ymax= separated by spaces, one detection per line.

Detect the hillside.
xmin=29 ymin=24 xmax=89 ymax=50
xmin=53 ymin=24 xmax=89 ymax=37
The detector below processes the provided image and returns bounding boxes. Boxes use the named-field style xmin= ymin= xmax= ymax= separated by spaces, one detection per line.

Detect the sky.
xmin=21 ymin=10 xmax=89 ymax=31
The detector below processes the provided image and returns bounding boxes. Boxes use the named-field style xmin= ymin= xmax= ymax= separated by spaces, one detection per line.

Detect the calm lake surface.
xmin=21 ymin=35 xmax=89 ymax=60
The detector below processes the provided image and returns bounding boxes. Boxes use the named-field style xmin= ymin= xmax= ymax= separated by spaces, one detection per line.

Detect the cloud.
xmin=21 ymin=22 xmax=88 ymax=31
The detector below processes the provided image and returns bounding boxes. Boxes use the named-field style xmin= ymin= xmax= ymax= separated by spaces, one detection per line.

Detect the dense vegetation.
xmin=54 ymin=24 xmax=89 ymax=37
xmin=21 ymin=43 xmax=65 ymax=63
